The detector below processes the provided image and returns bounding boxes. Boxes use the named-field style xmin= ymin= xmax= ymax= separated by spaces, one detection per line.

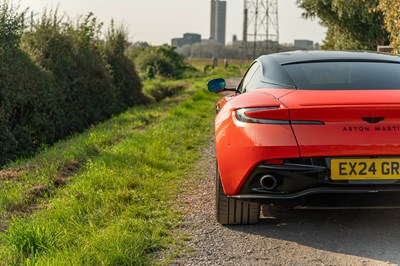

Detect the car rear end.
xmin=230 ymin=57 xmax=400 ymax=209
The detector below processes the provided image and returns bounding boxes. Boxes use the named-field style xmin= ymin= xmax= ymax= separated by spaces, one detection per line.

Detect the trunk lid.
xmin=280 ymin=90 xmax=400 ymax=157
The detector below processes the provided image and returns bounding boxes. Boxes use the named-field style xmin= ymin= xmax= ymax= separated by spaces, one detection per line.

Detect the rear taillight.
xmin=235 ymin=107 xmax=289 ymax=124
xmin=235 ymin=107 xmax=325 ymax=125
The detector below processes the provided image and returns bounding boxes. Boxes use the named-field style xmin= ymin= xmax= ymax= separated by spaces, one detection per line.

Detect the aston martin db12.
xmin=208 ymin=51 xmax=400 ymax=225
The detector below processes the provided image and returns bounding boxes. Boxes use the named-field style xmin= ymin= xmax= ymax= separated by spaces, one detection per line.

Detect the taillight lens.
xmin=235 ymin=107 xmax=289 ymax=124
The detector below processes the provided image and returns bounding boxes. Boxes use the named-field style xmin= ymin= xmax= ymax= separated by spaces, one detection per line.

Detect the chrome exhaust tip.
xmin=260 ymin=175 xmax=278 ymax=190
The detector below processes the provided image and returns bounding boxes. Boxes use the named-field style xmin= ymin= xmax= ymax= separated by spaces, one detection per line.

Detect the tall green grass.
xmin=0 ymin=67 xmax=238 ymax=264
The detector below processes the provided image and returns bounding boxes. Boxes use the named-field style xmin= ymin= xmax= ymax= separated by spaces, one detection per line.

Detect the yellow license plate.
xmin=331 ymin=158 xmax=400 ymax=180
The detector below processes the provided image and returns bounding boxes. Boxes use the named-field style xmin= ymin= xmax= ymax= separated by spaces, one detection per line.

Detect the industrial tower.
xmin=210 ymin=0 xmax=227 ymax=45
xmin=243 ymin=0 xmax=279 ymax=59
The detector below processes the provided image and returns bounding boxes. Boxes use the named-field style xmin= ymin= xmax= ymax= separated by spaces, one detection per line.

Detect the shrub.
xmin=104 ymin=21 xmax=147 ymax=109
xmin=23 ymin=11 xmax=119 ymax=133
xmin=132 ymin=45 xmax=190 ymax=78
xmin=0 ymin=6 xmax=146 ymax=165
xmin=0 ymin=1 xmax=25 ymax=48
xmin=0 ymin=2 xmax=64 ymax=164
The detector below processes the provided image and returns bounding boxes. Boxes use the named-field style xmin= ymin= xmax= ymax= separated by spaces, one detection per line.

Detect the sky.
xmin=18 ymin=0 xmax=327 ymax=46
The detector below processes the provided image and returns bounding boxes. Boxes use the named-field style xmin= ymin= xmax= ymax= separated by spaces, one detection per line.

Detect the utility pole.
xmin=242 ymin=0 xmax=279 ymax=60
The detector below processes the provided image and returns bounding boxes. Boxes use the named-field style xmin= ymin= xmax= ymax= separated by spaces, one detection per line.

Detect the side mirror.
xmin=207 ymin=78 xmax=226 ymax=93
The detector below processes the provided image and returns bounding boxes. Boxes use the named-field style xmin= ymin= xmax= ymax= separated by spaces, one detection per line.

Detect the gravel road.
xmin=174 ymin=141 xmax=400 ymax=266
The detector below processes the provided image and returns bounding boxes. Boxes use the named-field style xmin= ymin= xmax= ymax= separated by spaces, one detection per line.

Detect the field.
xmin=0 ymin=64 xmax=243 ymax=265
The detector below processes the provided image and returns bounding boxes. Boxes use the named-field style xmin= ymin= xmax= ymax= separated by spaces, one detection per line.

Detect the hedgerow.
xmin=0 ymin=2 xmax=146 ymax=165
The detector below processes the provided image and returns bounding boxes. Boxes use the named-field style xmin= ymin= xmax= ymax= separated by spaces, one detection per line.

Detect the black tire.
xmin=215 ymin=164 xmax=260 ymax=225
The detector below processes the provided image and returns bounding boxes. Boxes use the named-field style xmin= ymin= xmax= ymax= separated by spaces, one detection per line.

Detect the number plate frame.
xmin=331 ymin=158 xmax=400 ymax=180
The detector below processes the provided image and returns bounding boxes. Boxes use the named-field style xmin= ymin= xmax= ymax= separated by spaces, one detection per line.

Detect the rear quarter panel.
xmin=215 ymin=89 xmax=299 ymax=195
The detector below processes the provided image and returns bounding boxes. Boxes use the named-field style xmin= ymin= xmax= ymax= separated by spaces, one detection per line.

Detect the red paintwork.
xmin=215 ymin=88 xmax=400 ymax=195
xmin=215 ymin=89 xmax=298 ymax=195
xmin=215 ymin=89 xmax=294 ymax=125
xmin=283 ymin=90 xmax=400 ymax=157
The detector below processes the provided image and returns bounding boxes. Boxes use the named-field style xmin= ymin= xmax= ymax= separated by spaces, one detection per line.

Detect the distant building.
xmin=294 ymin=39 xmax=314 ymax=50
xmin=171 ymin=33 xmax=202 ymax=47
xmin=233 ymin=40 xmax=281 ymax=58
xmin=210 ymin=0 xmax=226 ymax=45
xmin=200 ymin=39 xmax=216 ymax=45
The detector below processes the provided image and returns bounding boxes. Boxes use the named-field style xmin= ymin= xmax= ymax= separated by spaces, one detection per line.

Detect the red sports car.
xmin=208 ymin=51 xmax=400 ymax=225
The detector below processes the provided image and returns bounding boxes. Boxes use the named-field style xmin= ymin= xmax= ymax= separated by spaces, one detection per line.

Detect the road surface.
xmin=174 ymin=141 xmax=400 ymax=266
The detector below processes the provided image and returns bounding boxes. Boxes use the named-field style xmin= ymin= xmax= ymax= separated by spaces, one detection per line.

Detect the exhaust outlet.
xmin=260 ymin=175 xmax=278 ymax=190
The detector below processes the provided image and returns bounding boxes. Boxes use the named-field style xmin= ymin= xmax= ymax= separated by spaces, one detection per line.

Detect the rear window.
xmin=282 ymin=62 xmax=400 ymax=90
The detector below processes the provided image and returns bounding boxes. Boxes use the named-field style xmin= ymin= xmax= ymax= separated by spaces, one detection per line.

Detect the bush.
xmin=0 ymin=6 xmax=146 ymax=165
xmin=130 ymin=45 xmax=190 ymax=78
xmin=23 ymin=12 xmax=120 ymax=133
xmin=0 ymin=2 xmax=64 ymax=164
xmin=0 ymin=47 xmax=64 ymax=164
xmin=0 ymin=1 xmax=25 ymax=48
xmin=104 ymin=21 xmax=147 ymax=108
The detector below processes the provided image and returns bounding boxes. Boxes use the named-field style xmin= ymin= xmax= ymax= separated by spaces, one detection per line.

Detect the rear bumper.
xmin=233 ymin=187 xmax=400 ymax=200
xmin=235 ymin=159 xmax=400 ymax=208
xmin=231 ymin=188 xmax=400 ymax=208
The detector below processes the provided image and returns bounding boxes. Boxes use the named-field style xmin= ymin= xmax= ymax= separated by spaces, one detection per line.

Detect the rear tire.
xmin=215 ymin=164 xmax=260 ymax=225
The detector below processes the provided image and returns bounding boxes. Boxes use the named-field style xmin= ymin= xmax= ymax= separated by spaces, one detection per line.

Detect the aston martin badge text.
xmin=343 ymin=126 xmax=400 ymax=132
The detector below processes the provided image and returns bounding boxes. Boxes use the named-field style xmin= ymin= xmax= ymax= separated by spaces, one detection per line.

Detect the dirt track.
xmin=174 ymin=141 xmax=400 ymax=266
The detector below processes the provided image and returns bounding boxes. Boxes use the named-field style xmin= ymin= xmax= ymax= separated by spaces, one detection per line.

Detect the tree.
xmin=296 ymin=0 xmax=388 ymax=50
xmin=377 ymin=0 xmax=400 ymax=52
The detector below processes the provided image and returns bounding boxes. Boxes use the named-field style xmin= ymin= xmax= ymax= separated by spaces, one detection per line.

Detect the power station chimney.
xmin=210 ymin=0 xmax=227 ymax=45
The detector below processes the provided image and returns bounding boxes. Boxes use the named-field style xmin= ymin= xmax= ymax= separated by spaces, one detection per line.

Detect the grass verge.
xmin=0 ymin=66 xmax=239 ymax=265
